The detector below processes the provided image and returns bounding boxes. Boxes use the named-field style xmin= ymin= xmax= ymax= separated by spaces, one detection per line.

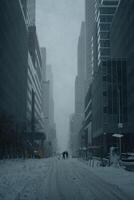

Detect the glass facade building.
xmin=85 ymin=0 xmax=96 ymax=89
xmin=110 ymin=0 xmax=134 ymax=150
xmin=27 ymin=26 xmax=43 ymax=129
xmin=27 ymin=0 xmax=36 ymax=25
xmin=20 ymin=0 xmax=36 ymax=25
xmin=96 ymin=0 xmax=119 ymax=65
xmin=92 ymin=59 xmax=127 ymax=152
xmin=0 ymin=0 xmax=44 ymax=157
xmin=84 ymin=84 xmax=92 ymax=145
xmin=88 ymin=0 xmax=129 ymax=154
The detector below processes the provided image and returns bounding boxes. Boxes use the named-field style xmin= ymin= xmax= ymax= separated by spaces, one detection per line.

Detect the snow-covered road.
xmin=0 ymin=158 xmax=133 ymax=200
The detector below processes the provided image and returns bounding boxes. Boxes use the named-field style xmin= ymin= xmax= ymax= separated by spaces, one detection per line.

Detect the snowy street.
xmin=0 ymin=158 xmax=134 ymax=200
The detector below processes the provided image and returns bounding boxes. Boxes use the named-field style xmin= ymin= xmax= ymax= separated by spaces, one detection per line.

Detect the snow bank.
xmin=79 ymin=159 xmax=134 ymax=199
xmin=0 ymin=159 xmax=50 ymax=200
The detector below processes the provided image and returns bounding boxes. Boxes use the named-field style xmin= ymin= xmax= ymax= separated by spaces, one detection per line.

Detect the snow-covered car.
xmin=120 ymin=153 xmax=134 ymax=171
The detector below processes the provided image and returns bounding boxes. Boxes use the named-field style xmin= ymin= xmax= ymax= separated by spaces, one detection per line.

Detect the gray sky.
xmin=36 ymin=0 xmax=84 ymax=151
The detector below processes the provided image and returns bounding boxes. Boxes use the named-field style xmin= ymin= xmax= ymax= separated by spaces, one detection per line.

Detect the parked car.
xmin=120 ymin=153 xmax=134 ymax=171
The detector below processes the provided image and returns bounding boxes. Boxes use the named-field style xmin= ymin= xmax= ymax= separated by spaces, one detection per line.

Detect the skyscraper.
xmin=46 ymin=65 xmax=54 ymax=127
xmin=27 ymin=0 xmax=36 ymax=25
xmin=0 ymin=0 xmax=46 ymax=158
xmin=83 ymin=0 xmax=128 ymax=156
xmin=41 ymin=47 xmax=47 ymax=82
xmin=41 ymin=47 xmax=47 ymax=131
xmin=96 ymin=0 xmax=119 ymax=65
xmin=0 ymin=0 xmax=28 ymax=158
xmin=91 ymin=0 xmax=128 ymax=154
xmin=70 ymin=22 xmax=87 ymax=155
xmin=41 ymin=64 xmax=56 ymax=156
xmin=69 ymin=113 xmax=77 ymax=156
xmin=75 ymin=22 xmax=86 ymax=118
xmin=26 ymin=0 xmax=43 ymax=135
xmin=78 ymin=22 xmax=87 ymax=95
xmin=110 ymin=0 xmax=134 ymax=151
xmin=85 ymin=0 xmax=96 ymax=90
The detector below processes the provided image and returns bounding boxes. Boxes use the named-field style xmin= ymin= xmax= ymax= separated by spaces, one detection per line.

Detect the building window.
xmin=103 ymin=91 xmax=107 ymax=96
xmin=103 ymin=106 xmax=107 ymax=113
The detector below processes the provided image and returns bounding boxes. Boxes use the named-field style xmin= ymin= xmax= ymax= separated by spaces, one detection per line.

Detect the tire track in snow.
xmin=71 ymin=160 xmax=132 ymax=200
xmin=56 ymin=159 xmax=83 ymax=200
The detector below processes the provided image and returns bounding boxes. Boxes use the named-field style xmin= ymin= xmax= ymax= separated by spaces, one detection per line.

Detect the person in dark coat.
xmin=66 ymin=151 xmax=69 ymax=158
xmin=62 ymin=151 xmax=69 ymax=159
xmin=62 ymin=151 xmax=65 ymax=159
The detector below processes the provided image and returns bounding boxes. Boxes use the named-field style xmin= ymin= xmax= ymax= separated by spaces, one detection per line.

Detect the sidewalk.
xmin=80 ymin=158 xmax=134 ymax=199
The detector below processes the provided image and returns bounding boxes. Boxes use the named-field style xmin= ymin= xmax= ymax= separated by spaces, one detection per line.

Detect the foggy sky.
xmin=36 ymin=0 xmax=84 ymax=151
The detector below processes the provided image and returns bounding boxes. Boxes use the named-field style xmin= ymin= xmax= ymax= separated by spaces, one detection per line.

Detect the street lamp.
xmin=115 ymin=85 xmax=124 ymax=157
xmin=103 ymin=132 xmax=107 ymax=156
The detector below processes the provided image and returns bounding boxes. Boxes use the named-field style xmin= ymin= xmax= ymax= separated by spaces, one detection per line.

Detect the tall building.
xmin=20 ymin=0 xmax=27 ymax=16
xmin=70 ymin=22 xmax=87 ymax=155
xmin=40 ymin=47 xmax=47 ymax=132
xmin=92 ymin=59 xmax=127 ymax=154
xmin=84 ymin=83 xmax=92 ymax=146
xmin=41 ymin=63 xmax=56 ymax=156
xmin=74 ymin=76 xmax=84 ymax=153
xmin=69 ymin=113 xmax=79 ymax=156
xmin=82 ymin=0 xmax=96 ymax=153
xmin=46 ymin=65 xmax=55 ymax=126
xmin=76 ymin=22 xmax=86 ymax=118
xmin=85 ymin=0 xmax=96 ymax=90
xmin=42 ymin=81 xmax=50 ymax=137
xmin=24 ymin=0 xmax=44 ymax=145
xmin=41 ymin=47 xmax=47 ymax=82
xmin=90 ymin=0 xmax=128 ymax=155
xmin=78 ymin=22 xmax=87 ymax=97
xmin=46 ymin=65 xmax=57 ymax=155
xmin=96 ymin=0 xmax=119 ymax=64
xmin=0 ymin=0 xmax=28 ymax=121
xmin=27 ymin=26 xmax=43 ymax=132
xmin=91 ymin=0 xmax=119 ymax=150
xmin=0 ymin=0 xmax=45 ymax=158
xmin=82 ymin=0 xmax=129 ymax=156
xmin=110 ymin=0 xmax=134 ymax=151
xmin=20 ymin=0 xmax=36 ymax=25
xmin=27 ymin=0 xmax=36 ymax=25
xmin=0 ymin=0 xmax=29 ymax=158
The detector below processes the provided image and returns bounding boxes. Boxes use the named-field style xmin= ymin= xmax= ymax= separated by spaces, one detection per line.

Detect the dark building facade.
xmin=92 ymin=59 xmax=127 ymax=154
xmin=87 ymin=0 xmax=128 ymax=156
xmin=85 ymin=0 xmax=96 ymax=89
xmin=96 ymin=0 xmax=119 ymax=65
xmin=0 ymin=0 xmax=45 ymax=158
xmin=77 ymin=0 xmax=130 ymax=156
xmin=110 ymin=0 xmax=134 ymax=151
xmin=27 ymin=25 xmax=43 ymax=129
xmin=84 ymin=0 xmax=122 ymax=154
xmin=0 ymin=0 xmax=28 ymax=157
xmin=0 ymin=0 xmax=28 ymax=121
xmin=84 ymin=84 xmax=92 ymax=146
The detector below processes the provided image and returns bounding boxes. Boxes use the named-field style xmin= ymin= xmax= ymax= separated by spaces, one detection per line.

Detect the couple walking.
xmin=62 ymin=151 xmax=69 ymax=159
